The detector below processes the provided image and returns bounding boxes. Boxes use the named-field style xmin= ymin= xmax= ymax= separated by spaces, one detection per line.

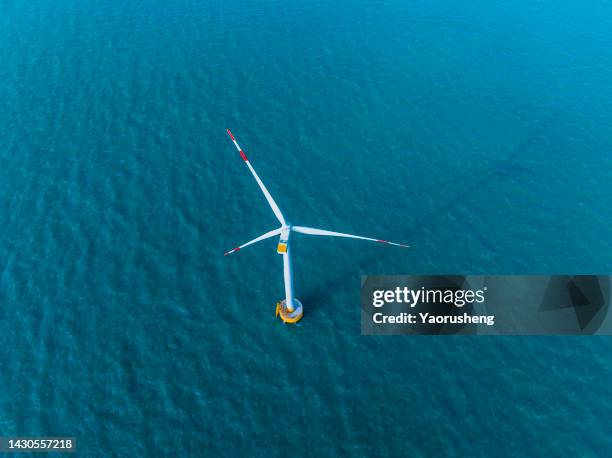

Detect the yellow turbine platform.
xmin=276 ymin=299 xmax=303 ymax=324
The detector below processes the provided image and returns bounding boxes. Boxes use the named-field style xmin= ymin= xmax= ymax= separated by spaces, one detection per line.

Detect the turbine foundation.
xmin=276 ymin=299 xmax=303 ymax=324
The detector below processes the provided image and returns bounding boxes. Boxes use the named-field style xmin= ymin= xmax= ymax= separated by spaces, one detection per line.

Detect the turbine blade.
xmin=226 ymin=129 xmax=286 ymax=225
xmin=224 ymin=228 xmax=282 ymax=256
xmin=292 ymin=226 xmax=410 ymax=248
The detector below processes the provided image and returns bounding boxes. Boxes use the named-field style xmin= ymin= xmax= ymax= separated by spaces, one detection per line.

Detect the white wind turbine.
xmin=224 ymin=129 xmax=409 ymax=323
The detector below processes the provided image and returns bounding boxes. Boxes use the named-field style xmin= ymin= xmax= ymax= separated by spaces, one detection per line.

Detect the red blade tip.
xmin=224 ymin=247 xmax=240 ymax=256
xmin=226 ymin=129 xmax=235 ymax=141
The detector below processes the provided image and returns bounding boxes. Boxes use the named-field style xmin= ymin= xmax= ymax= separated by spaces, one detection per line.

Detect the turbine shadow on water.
xmin=297 ymin=132 xmax=550 ymax=311
xmin=409 ymin=131 xmax=549 ymax=236
xmin=426 ymin=131 xmax=545 ymax=195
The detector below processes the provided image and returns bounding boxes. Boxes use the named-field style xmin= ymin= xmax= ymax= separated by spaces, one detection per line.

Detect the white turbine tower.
xmin=224 ymin=129 xmax=409 ymax=323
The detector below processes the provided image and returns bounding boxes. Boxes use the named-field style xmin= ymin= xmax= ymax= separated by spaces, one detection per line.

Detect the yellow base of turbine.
xmin=276 ymin=299 xmax=303 ymax=324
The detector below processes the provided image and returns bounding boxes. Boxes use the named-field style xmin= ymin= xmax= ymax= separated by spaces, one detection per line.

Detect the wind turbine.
xmin=224 ymin=129 xmax=409 ymax=323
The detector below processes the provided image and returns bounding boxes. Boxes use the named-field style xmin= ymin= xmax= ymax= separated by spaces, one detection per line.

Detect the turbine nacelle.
xmin=277 ymin=225 xmax=290 ymax=254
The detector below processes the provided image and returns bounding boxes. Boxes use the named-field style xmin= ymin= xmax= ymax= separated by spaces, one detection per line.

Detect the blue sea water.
xmin=0 ymin=0 xmax=611 ymax=455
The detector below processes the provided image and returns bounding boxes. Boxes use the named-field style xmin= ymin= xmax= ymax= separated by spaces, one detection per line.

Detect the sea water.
xmin=0 ymin=1 xmax=611 ymax=455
